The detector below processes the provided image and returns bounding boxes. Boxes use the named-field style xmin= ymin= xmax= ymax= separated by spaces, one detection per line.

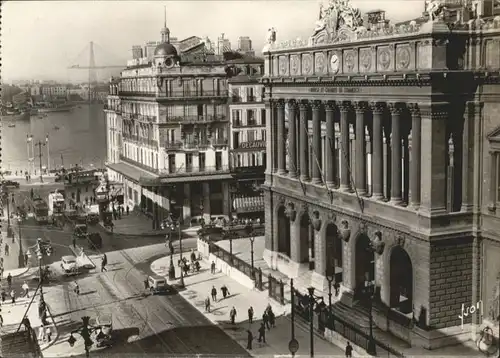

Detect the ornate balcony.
xmin=162 ymin=114 xmax=227 ymax=124
xmin=164 ymin=140 xmax=211 ymax=151
xmin=159 ymin=165 xmax=231 ymax=177
xmin=119 ymin=90 xmax=229 ymax=99
xmin=119 ymin=154 xmax=158 ymax=174
xmin=212 ymin=138 xmax=229 ymax=147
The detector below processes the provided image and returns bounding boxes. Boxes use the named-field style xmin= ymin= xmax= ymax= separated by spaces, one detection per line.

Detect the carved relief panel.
xmin=343 ymin=49 xmax=358 ymax=74
xmin=395 ymin=44 xmax=414 ymax=71
xmin=290 ymin=55 xmax=301 ymax=76
xmin=328 ymin=51 xmax=342 ymax=75
xmin=377 ymin=45 xmax=394 ymax=72
xmin=417 ymin=40 xmax=432 ymax=70
xmin=278 ymin=56 xmax=289 ymax=76
xmin=314 ymin=52 xmax=327 ymax=75
xmin=359 ymin=47 xmax=374 ymax=73
xmin=485 ymin=40 xmax=500 ymax=69
xmin=272 ymin=57 xmax=279 ymax=76
xmin=302 ymin=53 xmax=314 ymax=76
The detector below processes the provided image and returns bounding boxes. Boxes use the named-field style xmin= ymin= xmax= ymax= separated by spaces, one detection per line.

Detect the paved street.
xmin=3 ymin=185 xmax=249 ymax=357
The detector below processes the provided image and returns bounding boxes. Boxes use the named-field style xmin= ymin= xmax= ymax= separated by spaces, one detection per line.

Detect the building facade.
xmin=105 ymin=21 xmax=234 ymax=228
xmin=228 ymin=58 xmax=266 ymax=219
xmin=262 ymin=0 xmax=500 ymax=352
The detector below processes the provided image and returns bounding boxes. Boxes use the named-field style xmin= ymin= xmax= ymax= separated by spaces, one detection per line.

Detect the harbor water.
xmin=2 ymin=104 xmax=106 ymax=173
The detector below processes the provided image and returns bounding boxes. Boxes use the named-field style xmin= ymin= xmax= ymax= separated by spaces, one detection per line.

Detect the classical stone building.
xmin=261 ymin=0 xmax=500 ymax=351
xmin=105 ymin=19 xmax=234 ymax=226
xmin=228 ymin=57 xmax=266 ymax=220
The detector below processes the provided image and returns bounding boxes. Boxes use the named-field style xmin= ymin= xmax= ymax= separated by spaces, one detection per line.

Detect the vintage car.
xmin=94 ymin=314 xmax=113 ymax=348
xmin=60 ymin=255 xmax=79 ymax=276
xmin=148 ymin=275 xmax=172 ymax=295
xmin=73 ymin=224 xmax=88 ymax=239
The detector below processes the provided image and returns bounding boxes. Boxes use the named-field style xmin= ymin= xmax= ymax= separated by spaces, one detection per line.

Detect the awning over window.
xmin=233 ymin=195 xmax=265 ymax=213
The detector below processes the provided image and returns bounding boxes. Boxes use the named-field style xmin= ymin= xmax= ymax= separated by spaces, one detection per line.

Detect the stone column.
xmin=299 ymin=101 xmax=310 ymax=181
xmin=325 ymin=101 xmax=336 ymax=187
xmin=371 ymin=102 xmax=384 ymax=199
xmin=203 ymin=182 xmax=211 ymax=221
xmin=462 ymin=101 xmax=480 ymax=212
xmin=152 ymin=187 xmax=159 ymax=230
xmin=389 ymin=103 xmax=403 ymax=205
xmin=339 ymin=102 xmax=351 ymax=191
xmin=312 ymin=101 xmax=323 ymax=184
xmin=354 ymin=102 xmax=367 ymax=196
xmin=264 ymin=98 xmax=274 ymax=184
xmin=419 ymin=103 xmax=448 ymax=215
xmin=488 ymin=151 xmax=497 ymax=212
xmin=183 ymin=183 xmax=191 ymax=224
xmin=277 ymin=100 xmax=287 ymax=174
xmin=288 ymin=100 xmax=298 ymax=178
xmin=409 ymin=104 xmax=421 ymax=209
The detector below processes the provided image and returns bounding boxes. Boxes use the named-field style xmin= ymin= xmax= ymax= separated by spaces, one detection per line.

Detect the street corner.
xmin=149 ymin=255 xmax=171 ymax=277
xmin=2 ymin=266 xmax=31 ymax=278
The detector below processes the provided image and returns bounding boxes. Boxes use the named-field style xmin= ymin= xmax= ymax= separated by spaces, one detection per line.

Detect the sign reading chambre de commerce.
xmin=236 ymin=140 xmax=266 ymax=150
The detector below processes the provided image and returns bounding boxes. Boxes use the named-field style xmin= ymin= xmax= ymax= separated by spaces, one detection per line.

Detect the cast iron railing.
xmin=268 ymin=274 xmax=285 ymax=304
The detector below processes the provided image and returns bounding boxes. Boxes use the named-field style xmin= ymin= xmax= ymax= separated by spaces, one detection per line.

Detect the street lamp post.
xmin=170 ymin=220 xmax=184 ymax=288
xmin=166 ymin=232 xmax=176 ymax=280
xmin=27 ymin=237 xmax=53 ymax=322
xmin=326 ymin=272 xmax=335 ymax=326
xmin=67 ymin=316 xmax=100 ymax=358
xmin=245 ymin=223 xmax=255 ymax=275
xmin=288 ymin=278 xmax=299 ymax=357
xmin=365 ymin=279 xmax=377 ymax=356
xmin=307 ymin=286 xmax=315 ymax=358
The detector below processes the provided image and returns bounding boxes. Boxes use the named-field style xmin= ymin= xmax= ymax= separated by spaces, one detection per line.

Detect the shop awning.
xmin=106 ymin=162 xmax=157 ymax=184
xmin=233 ymin=195 xmax=265 ymax=213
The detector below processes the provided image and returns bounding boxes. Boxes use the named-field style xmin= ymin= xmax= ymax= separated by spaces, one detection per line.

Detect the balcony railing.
xmin=123 ymin=135 xmax=158 ymax=147
xmin=212 ymin=138 xmax=228 ymax=146
xmin=246 ymin=96 xmax=256 ymax=102
xmin=118 ymin=90 xmax=229 ymax=98
xmin=119 ymin=91 xmax=156 ymax=97
xmin=164 ymin=140 xmax=213 ymax=150
xmin=159 ymin=165 xmax=230 ymax=177
xmin=119 ymin=155 xmax=158 ymax=173
xmin=232 ymin=96 xmax=241 ymax=103
xmin=163 ymin=114 xmax=227 ymax=124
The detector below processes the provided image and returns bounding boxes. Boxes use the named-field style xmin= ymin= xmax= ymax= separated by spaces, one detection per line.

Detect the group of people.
xmin=245 ymin=304 xmax=276 ymax=349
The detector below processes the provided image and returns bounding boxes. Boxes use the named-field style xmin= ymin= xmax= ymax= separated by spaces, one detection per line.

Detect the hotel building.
xmin=262 ymin=0 xmax=500 ymax=352
xmin=105 ymin=20 xmax=234 ymax=228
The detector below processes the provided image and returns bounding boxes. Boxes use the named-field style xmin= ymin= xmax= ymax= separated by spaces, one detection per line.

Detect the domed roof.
xmin=154 ymin=42 xmax=178 ymax=57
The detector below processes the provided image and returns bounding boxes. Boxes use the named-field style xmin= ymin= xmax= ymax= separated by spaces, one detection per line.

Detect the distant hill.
xmin=1 ymin=84 xmax=23 ymax=103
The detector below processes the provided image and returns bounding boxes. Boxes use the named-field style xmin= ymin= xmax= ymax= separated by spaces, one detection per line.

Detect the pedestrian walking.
xmin=0 ymin=266 xmax=4 ymax=281
xmin=211 ymin=286 xmax=217 ymax=302
xmin=262 ymin=311 xmax=270 ymax=330
xmin=334 ymin=281 xmax=340 ymax=296
xmin=248 ymin=306 xmax=254 ymax=324
xmin=4 ymin=244 xmax=9 ymax=256
xmin=257 ymin=322 xmax=266 ymax=343
xmin=22 ymin=281 xmax=29 ymax=298
xmin=1 ymin=289 xmax=6 ymax=303
xmin=0 ymin=313 xmax=3 ymax=327
xmin=74 ymin=282 xmax=80 ymax=295
xmin=7 ymin=273 xmax=12 ymax=290
xmin=126 ymin=206 xmax=130 ymax=215
xmin=144 ymin=276 xmax=149 ymax=291
xmin=221 ymin=284 xmax=229 ymax=299
xmin=46 ymin=326 xmax=52 ymax=343
xmin=345 ymin=341 xmax=353 ymax=357
xmin=101 ymin=254 xmax=108 ymax=272
xmin=205 ymin=297 xmax=211 ymax=313
xmin=211 ymin=261 xmax=216 ymax=274
xmin=230 ymin=306 xmax=237 ymax=325
xmin=246 ymin=329 xmax=253 ymax=350
xmin=10 ymin=289 xmax=16 ymax=304
xmin=268 ymin=307 xmax=276 ymax=328
xmin=190 ymin=250 xmax=196 ymax=263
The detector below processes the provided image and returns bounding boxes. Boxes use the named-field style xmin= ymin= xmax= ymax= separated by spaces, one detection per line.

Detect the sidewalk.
xmin=1 ymin=218 xmax=29 ymax=275
xmin=151 ymin=253 xmax=345 ymax=357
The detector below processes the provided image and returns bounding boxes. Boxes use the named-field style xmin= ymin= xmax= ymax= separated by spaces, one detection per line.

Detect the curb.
xmin=4 ymin=265 xmax=31 ymax=278
xmin=98 ymin=222 xmax=166 ymax=237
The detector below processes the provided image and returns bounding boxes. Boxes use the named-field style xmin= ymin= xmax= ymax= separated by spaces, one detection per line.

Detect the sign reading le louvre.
xmin=240 ymin=141 xmax=266 ymax=149
xmin=309 ymin=87 xmax=361 ymax=94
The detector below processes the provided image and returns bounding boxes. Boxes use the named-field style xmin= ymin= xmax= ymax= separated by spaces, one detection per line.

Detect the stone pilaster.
xmin=325 ymin=101 xmax=336 ymax=187
xmin=299 ymin=101 xmax=310 ymax=181
xmin=419 ymin=103 xmax=448 ymax=215
xmin=264 ymin=98 xmax=274 ymax=184
xmin=183 ymin=183 xmax=191 ymax=224
xmin=276 ymin=100 xmax=286 ymax=175
xmin=339 ymin=102 xmax=351 ymax=191
xmin=389 ymin=103 xmax=403 ymax=205
xmin=311 ymin=101 xmax=323 ymax=184
xmin=409 ymin=104 xmax=422 ymax=209
xmin=462 ymin=101 xmax=480 ymax=212
xmin=488 ymin=151 xmax=497 ymax=212
xmin=371 ymin=102 xmax=384 ymax=200
xmin=288 ymin=100 xmax=298 ymax=178
xmin=202 ymin=182 xmax=211 ymax=221
xmin=354 ymin=101 xmax=367 ymax=196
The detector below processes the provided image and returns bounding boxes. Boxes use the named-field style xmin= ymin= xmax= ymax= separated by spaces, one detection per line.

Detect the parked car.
xmin=73 ymin=224 xmax=88 ymax=239
xmin=1 ymin=180 xmax=20 ymax=189
xmin=60 ymin=255 xmax=79 ymax=276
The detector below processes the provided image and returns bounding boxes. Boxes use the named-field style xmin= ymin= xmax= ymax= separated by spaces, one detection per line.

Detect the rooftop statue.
xmin=263 ymin=27 xmax=277 ymax=52
xmin=424 ymin=0 xmax=445 ymax=22
xmin=311 ymin=0 xmax=365 ymax=44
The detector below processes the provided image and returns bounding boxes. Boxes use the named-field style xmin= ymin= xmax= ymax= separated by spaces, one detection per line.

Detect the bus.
xmin=32 ymin=198 xmax=49 ymax=224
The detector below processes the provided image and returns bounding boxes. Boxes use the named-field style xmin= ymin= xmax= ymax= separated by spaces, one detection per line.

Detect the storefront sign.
xmin=308 ymin=87 xmax=361 ymax=94
xmin=239 ymin=141 xmax=266 ymax=149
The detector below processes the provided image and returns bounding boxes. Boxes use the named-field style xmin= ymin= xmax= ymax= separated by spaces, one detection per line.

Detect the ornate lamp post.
xmin=245 ymin=223 xmax=255 ymax=275
xmin=166 ymin=232 xmax=176 ymax=280
xmin=326 ymin=271 xmax=335 ymax=326
xmin=170 ymin=220 xmax=184 ymax=288
xmin=365 ymin=278 xmax=377 ymax=355
xmin=289 ymin=278 xmax=299 ymax=357
xmin=27 ymin=237 xmax=53 ymax=323
xmin=307 ymin=286 xmax=315 ymax=358
xmin=223 ymin=222 xmax=238 ymax=266
xmin=67 ymin=316 xmax=100 ymax=357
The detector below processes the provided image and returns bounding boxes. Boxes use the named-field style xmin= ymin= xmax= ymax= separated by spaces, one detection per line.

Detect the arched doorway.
xmin=325 ymin=224 xmax=343 ymax=282
xmin=390 ymin=246 xmax=413 ymax=314
xmin=354 ymin=234 xmax=375 ymax=299
xmin=277 ymin=206 xmax=291 ymax=257
xmin=299 ymin=212 xmax=311 ymax=265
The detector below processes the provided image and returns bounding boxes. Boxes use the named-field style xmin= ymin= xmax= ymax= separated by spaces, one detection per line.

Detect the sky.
xmin=2 ymin=0 xmax=424 ymax=83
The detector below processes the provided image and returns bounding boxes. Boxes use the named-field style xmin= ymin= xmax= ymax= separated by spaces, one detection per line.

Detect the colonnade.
xmin=271 ymin=99 xmax=423 ymax=208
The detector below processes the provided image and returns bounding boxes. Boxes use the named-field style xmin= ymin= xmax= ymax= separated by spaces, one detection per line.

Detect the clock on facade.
xmin=330 ymin=54 xmax=340 ymax=74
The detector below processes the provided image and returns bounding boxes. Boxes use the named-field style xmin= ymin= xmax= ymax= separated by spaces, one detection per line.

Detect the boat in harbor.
xmin=38 ymin=103 xmax=74 ymax=113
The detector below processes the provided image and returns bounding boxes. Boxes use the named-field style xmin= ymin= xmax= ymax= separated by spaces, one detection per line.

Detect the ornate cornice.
xmin=418 ymin=102 xmax=449 ymax=120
